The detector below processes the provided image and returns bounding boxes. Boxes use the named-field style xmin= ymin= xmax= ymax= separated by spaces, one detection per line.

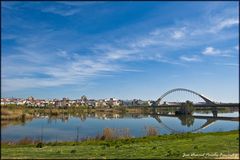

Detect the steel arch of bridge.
xmin=156 ymin=88 xmax=215 ymax=105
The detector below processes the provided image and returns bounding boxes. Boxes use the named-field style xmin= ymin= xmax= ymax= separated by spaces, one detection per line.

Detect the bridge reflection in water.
xmin=151 ymin=111 xmax=239 ymax=133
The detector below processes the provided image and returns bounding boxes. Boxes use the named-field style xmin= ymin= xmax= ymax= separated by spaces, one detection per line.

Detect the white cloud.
xmin=58 ymin=1 xmax=103 ymax=6
xmin=2 ymin=44 xmax=143 ymax=92
xmin=215 ymin=18 xmax=238 ymax=31
xmin=2 ymin=56 xmax=124 ymax=92
xmin=215 ymin=63 xmax=239 ymax=67
xmin=41 ymin=6 xmax=80 ymax=16
xmin=149 ymin=29 xmax=161 ymax=36
xmin=207 ymin=18 xmax=238 ymax=33
xmin=202 ymin=46 xmax=236 ymax=57
xmin=222 ymin=63 xmax=239 ymax=66
xmin=130 ymin=38 xmax=158 ymax=48
xmin=154 ymin=57 xmax=184 ymax=65
xmin=56 ymin=50 xmax=70 ymax=59
xmin=172 ymin=30 xmax=185 ymax=39
xmin=105 ymin=49 xmax=136 ymax=60
xmin=2 ymin=3 xmax=238 ymax=93
xmin=171 ymin=27 xmax=186 ymax=40
xmin=235 ymin=45 xmax=239 ymax=51
xmin=41 ymin=1 xmax=104 ymax=16
xmin=180 ymin=55 xmax=201 ymax=62
xmin=202 ymin=47 xmax=220 ymax=55
xmin=2 ymin=77 xmax=78 ymax=92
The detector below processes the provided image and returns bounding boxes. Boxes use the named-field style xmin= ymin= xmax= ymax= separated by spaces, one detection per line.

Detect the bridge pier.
xmin=212 ymin=107 xmax=218 ymax=117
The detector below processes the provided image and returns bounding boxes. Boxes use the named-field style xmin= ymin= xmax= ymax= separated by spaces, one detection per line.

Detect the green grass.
xmin=1 ymin=130 xmax=239 ymax=159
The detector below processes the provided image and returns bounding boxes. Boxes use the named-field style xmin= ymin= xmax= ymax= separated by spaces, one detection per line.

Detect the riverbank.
xmin=1 ymin=130 xmax=239 ymax=159
xmin=1 ymin=105 xmax=151 ymax=127
xmin=1 ymin=104 xmax=237 ymax=121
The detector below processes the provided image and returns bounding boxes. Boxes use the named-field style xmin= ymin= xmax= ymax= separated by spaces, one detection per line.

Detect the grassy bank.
xmin=1 ymin=130 xmax=239 ymax=159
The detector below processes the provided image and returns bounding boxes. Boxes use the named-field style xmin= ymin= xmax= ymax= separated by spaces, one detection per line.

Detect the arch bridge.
xmin=155 ymin=88 xmax=215 ymax=106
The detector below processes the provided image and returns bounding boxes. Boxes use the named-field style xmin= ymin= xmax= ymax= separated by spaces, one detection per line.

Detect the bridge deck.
xmin=156 ymin=103 xmax=239 ymax=108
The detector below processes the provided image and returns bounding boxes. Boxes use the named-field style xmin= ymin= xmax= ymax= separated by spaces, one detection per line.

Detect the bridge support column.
xmin=212 ymin=107 xmax=218 ymax=117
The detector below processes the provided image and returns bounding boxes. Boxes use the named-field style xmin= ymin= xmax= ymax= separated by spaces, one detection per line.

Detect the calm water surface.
xmin=2 ymin=111 xmax=239 ymax=142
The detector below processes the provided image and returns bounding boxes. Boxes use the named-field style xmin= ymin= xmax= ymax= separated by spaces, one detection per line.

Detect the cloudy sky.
xmin=1 ymin=1 xmax=239 ymax=102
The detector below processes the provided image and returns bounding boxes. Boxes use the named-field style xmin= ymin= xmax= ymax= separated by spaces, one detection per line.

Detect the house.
xmin=87 ymin=99 xmax=95 ymax=108
xmin=1 ymin=98 xmax=7 ymax=105
xmin=95 ymin=99 xmax=108 ymax=108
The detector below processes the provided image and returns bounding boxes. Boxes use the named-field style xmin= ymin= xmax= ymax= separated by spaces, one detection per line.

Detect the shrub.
xmin=50 ymin=109 xmax=59 ymax=116
xmin=152 ymin=146 xmax=157 ymax=149
xmin=101 ymin=128 xmax=130 ymax=140
xmin=1 ymin=109 xmax=12 ymax=115
xmin=102 ymin=128 xmax=114 ymax=140
xmin=70 ymin=149 xmax=76 ymax=154
xmin=36 ymin=142 xmax=43 ymax=148
xmin=144 ymin=126 xmax=158 ymax=136
xmin=119 ymin=128 xmax=130 ymax=139
xmin=100 ymin=153 xmax=105 ymax=156
xmin=18 ymin=137 xmax=34 ymax=145
xmin=115 ymin=145 xmax=120 ymax=148
xmin=56 ymin=150 xmax=62 ymax=154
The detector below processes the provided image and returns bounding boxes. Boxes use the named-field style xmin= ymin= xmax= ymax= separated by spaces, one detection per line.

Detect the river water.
xmin=1 ymin=111 xmax=239 ymax=142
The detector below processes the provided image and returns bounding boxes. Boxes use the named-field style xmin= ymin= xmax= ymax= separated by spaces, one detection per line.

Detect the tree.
xmin=81 ymin=95 xmax=87 ymax=102
xmin=176 ymin=100 xmax=194 ymax=115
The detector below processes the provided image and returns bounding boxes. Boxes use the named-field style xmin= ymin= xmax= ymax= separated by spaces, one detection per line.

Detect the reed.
xmin=101 ymin=128 xmax=130 ymax=140
xmin=144 ymin=126 xmax=158 ymax=136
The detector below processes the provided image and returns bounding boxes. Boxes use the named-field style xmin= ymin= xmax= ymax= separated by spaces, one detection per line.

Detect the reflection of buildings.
xmin=94 ymin=113 xmax=122 ymax=119
xmin=47 ymin=115 xmax=69 ymax=123
xmin=35 ymin=112 xmax=134 ymax=124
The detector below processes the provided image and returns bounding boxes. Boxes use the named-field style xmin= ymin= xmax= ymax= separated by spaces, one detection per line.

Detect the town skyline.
xmin=0 ymin=87 xmax=235 ymax=104
xmin=2 ymin=1 xmax=239 ymax=103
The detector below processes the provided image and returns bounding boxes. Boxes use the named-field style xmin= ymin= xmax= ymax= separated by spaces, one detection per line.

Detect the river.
xmin=1 ymin=110 xmax=239 ymax=142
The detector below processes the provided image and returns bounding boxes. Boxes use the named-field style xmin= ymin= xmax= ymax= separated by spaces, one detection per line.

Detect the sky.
xmin=1 ymin=1 xmax=239 ymax=102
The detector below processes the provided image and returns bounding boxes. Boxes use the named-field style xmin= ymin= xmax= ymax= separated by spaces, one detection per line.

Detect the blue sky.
xmin=1 ymin=1 xmax=239 ymax=102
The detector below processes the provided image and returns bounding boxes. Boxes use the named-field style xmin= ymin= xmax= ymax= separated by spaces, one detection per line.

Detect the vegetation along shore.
xmin=1 ymin=130 xmax=239 ymax=159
